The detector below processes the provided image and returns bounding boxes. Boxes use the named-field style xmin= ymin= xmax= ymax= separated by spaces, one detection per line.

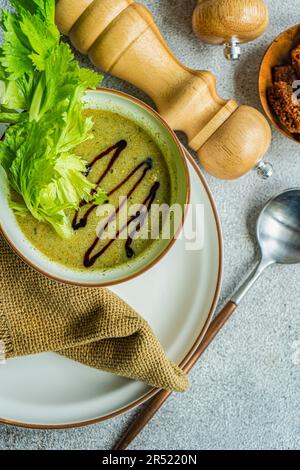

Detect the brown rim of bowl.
xmin=258 ymin=24 xmax=300 ymax=143
xmin=0 ymin=148 xmax=223 ymax=430
xmin=0 ymin=87 xmax=190 ymax=288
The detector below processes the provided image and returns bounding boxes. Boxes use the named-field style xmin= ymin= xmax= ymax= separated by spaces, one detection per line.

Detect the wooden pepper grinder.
xmin=192 ymin=0 xmax=269 ymax=60
xmin=55 ymin=0 xmax=272 ymax=180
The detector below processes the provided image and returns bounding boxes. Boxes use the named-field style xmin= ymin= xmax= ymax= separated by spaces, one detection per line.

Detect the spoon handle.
xmin=231 ymin=259 xmax=270 ymax=305
xmin=113 ymin=260 xmax=271 ymax=449
xmin=113 ymin=301 xmax=237 ymax=450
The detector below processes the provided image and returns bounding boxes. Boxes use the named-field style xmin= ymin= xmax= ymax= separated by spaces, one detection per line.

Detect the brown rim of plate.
xmin=258 ymin=24 xmax=300 ymax=143
xmin=0 ymin=87 xmax=190 ymax=288
xmin=0 ymin=148 xmax=223 ymax=430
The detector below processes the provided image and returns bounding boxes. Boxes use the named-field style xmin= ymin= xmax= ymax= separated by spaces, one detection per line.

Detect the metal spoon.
xmin=232 ymin=188 xmax=300 ymax=305
xmin=114 ymin=188 xmax=300 ymax=450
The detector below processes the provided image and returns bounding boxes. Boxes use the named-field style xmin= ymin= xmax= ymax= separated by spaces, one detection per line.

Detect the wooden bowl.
xmin=259 ymin=24 xmax=300 ymax=143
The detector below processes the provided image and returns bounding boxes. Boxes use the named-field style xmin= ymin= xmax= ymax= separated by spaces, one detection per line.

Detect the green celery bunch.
xmin=0 ymin=0 xmax=106 ymax=238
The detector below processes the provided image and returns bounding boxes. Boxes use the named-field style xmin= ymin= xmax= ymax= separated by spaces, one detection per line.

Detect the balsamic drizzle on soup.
xmin=72 ymin=140 xmax=161 ymax=267
xmin=84 ymin=180 xmax=160 ymax=268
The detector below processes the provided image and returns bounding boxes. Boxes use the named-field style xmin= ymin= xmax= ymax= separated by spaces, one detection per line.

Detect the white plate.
xmin=0 ymin=154 xmax=222 ymax=428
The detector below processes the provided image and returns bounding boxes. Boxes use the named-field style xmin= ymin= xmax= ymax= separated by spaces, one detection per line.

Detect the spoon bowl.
xmin=232 ymin=188 xmax=300 ymax=305
xmin=257 ymin=188 xmax=300 ymax=265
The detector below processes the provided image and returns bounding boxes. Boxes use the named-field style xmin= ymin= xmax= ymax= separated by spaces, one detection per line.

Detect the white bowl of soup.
xmin=0 ymin=88 xmax=190 ymax=286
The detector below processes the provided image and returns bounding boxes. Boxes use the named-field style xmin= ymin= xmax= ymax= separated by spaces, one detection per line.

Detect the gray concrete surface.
xmin=0 ymin=0 xmax=299 ymax=450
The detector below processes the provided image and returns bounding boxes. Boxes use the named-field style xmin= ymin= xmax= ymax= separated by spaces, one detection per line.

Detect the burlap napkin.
xmin=0 ymin=235 xmax=188 ymax=392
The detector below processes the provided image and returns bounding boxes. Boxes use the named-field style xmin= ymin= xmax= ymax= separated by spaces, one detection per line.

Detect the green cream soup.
xmin=16 ymin=109 xmax=172 ymax=271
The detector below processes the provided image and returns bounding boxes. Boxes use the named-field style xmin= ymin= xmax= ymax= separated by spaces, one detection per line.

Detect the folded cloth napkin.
xmin=0 ymin=235 xmax=188 ymax=392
